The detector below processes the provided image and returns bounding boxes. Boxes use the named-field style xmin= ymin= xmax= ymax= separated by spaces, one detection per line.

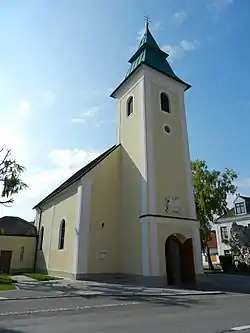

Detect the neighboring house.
xmin=33 ymin=22 xmax=203 ymax=286
xmin=0 ymin=216 xmax=37 ymax=274
xmin=202 ymin=230 xmax=220 ymax=267
xmin=214 ymin=194 xmax=250 ymax=256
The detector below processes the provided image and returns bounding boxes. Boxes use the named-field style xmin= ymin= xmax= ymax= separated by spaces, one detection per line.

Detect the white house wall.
xmin=215 ymin=215 xmax=250 ymax=256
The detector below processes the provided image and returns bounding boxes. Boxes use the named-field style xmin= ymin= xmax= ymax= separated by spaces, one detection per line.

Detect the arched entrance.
xmin=165 ymin=235 xmax=195 ymax=286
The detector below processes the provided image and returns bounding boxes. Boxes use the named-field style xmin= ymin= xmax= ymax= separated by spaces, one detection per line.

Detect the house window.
xmin=20 ymin=246 xmax=24 ymax=262
xmin=220 ymin=226 xmax=228 ymax=241
xmin=160 ymin=92 xmax=170 ymax=113
xmin=38 ymin=226 xmax=44 ymax=251
xmin=58 ymin=219 xmax=66 ymax=250
xmin=235 ymin=202 xmax=246 ymax=215
xmin=127 ymin=96 xmax=133 ymax=116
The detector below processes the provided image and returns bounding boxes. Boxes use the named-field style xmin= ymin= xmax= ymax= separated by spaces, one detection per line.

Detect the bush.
xmin=0 ymin=275 xmax=16 ymax=284
xmin=219 ymin=255 xmax=234 ymax=273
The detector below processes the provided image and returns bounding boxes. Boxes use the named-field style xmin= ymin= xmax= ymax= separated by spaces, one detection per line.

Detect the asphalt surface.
xmin=0 ymin=293 xmax=249 ymax=332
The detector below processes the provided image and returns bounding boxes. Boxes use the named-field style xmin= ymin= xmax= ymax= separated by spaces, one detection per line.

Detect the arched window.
xmin=58 ymin=219 xmax=65 ymax=250
xmin=160 ymin=92 xmax=170 ymax=113
xmin=38 ymin=226 xmax=44 ymax=251
xmin=127 ymin=96 xmax=133 ymax=116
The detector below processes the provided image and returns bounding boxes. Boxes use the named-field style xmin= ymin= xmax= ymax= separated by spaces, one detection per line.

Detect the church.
xmin=33 ymin=22 xmax=203 ymax=286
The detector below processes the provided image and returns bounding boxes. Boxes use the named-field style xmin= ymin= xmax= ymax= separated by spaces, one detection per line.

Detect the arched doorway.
xmin=165 ymin=236 xmax=182 ymax=285
xmin=165 ymin=235 xmax=195 ymax=286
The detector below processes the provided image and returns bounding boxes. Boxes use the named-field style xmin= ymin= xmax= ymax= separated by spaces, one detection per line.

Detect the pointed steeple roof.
xmin=111 ymin=23 xmax=191 ymax=98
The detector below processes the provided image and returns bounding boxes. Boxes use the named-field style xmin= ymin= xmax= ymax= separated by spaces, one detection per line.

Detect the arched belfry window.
xmin=160 ymin=92 xmax=170 ymax=113
xmin=38 ymin=226 xmax=44 ymax=251
xmin=127 ymin=96 xmax=133 ymax=116
xmin=58 ymin=219 xmax=66 ymax=250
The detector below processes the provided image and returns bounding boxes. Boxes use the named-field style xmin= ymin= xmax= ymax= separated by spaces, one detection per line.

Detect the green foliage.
xmin=191 ymin=160 xmax=238 ymax=250
xmin=0 ymin=274 xmax=16 ymax=284
xmin=23 ymin=273 xmax=60 ymax=281
xmin=0 ymin=148 xmax=28 ymax=206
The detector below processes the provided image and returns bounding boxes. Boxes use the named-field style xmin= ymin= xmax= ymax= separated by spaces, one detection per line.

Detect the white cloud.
xmin=71 ymin=118 xmax=86 ymax=124
xmin=0 ymin=121 xmax=28 ymax=166
xmin=11 ymin=148 xmax=101 ymax=205
xmin=173 ymin=11 xmax=187 ymax=25
xmin=209 ymin=0 xmax=233 ymax=10
xmin=42 ymin=91 xmax=57 ymax=106
xmin=137 ymin=21 xmax=163 ymax=41
xmin=94 ymin=119 xmax=115 ymax=128
xmin=236 ymin=178 xmax=250 ymax=189
xmin=162 ymin=39 xmax=199 ymax=62
xmin=71 ymin=106 xmax=99 ymax=124
xmin=19 ymin=101 xmax=31 ymax=117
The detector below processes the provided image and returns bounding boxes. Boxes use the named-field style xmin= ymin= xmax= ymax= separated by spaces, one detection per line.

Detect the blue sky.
xmin=0 ymin=0 xmax=249 ymax=220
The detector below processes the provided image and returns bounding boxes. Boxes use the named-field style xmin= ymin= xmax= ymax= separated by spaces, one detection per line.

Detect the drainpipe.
xmin=33 ymin=207 xmax=42 ymax=273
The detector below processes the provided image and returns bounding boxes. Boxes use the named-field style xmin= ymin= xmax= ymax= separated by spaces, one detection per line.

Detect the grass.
xmin=23 ymin=273 xmax=60 ymax=281
xmin=0 ymin=284 xmax=16 ymax=290
xmin=0 ymin=274 xmax=16 ymax=291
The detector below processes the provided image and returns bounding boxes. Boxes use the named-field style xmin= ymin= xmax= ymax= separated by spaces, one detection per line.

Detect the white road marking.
xmin=230 ymin=325 xmax=250 ymax=331
xmin=0 ymin=301 xmax=140 ymax=316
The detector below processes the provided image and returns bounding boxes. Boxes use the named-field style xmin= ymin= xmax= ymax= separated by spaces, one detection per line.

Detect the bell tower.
xmin=111 ymin=21 xmax=202 ymax=279
xmin=111 ymin=22 xmax=196 ymax=220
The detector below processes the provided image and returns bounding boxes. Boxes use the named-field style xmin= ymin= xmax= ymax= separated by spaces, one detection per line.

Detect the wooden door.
xmin=180 ymin=238 xmax=195 ymax=284
xmin=0 ymin=251 xmax=12 ymax=274
xmin=165 ymin=236 xmax=182 ymax=286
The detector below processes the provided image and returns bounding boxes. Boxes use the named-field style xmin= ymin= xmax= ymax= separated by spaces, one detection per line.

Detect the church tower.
xmin=111 ymin=21 xmax=202 ymax=282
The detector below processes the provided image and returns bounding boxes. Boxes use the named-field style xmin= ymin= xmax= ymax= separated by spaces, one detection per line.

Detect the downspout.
xmin=33 ymin=207 xmax=42 ymax=273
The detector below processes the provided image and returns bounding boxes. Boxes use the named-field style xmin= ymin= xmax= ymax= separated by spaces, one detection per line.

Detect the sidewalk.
xmin=0 ymin=277 xmax=225 ymax=300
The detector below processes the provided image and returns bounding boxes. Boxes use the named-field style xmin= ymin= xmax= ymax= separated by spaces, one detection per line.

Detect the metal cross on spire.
xmin=144 ymin=14 xmax=151 ymax=29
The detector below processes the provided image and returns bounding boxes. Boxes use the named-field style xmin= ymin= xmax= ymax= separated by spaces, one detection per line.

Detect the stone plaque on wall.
xmin=98 ymin=250 xmax=108 ymax=260
xmin=165 ymin=196 xmax=181 ymax=215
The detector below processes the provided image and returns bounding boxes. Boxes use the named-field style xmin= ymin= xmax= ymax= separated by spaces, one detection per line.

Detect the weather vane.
xmin=144 ymin=14 xmax=151 ymax=29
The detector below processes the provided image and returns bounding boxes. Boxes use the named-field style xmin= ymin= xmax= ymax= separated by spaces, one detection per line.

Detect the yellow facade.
xmin=0 ymin=236 xmax=36 ymax=274
xmin=34 ymin=25 xmax=203 ymax=284
xmin=149 ymin=80 xmax=191 ymax=217
xmin=118 ymin=78 xmax=144 ymax=275
xmin=85 ymin=146 xmax=121 ymax=274
xmin=36 ymin=184 xmax=79 ymax=278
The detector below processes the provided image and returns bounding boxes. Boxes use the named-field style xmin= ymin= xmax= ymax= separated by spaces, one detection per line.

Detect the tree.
xmin=191 ymin=160 xmax=238 ymax=270
xmin=229 ymin=222 xmax=250 ymax=266
xmin=0 ymin=148 xmax=28 ymax=206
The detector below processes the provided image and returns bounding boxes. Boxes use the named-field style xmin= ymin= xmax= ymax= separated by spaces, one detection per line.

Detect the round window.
xmin=163 ymin=124 xmax=171 ymax=134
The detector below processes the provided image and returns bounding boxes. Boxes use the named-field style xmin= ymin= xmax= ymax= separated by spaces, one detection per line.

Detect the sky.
xmin=0 ymin=0 xmax=250 ymax=221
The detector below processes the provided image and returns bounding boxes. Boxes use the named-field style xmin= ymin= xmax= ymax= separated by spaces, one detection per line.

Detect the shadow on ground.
xmin=0 ymin=329 xmax=24 ymax=333
xmin=15 ymin=272 xmax=250 ymax=297
xmin=14 ymin=283 xmax=208 ymax=308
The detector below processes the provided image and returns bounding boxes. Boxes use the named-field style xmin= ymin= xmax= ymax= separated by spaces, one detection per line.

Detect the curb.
xmin=0 ymin=290 xmax=225 ymax=301
xmin=0 ymin=294 xmax=78 ymax=301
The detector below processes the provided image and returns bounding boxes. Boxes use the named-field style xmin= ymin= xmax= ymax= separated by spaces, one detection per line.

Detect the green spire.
xmin=110 ymin=21 xmax=190 ymax=98
xmin=125 ymin=24 xmax=190 ymax=90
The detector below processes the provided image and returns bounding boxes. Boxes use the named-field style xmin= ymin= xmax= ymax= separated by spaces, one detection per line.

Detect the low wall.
xmin=197 ymin=273 xmax=250 ymax=293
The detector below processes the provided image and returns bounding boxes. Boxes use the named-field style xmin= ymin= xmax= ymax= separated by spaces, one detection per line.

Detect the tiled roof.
xmin=218 ymin=207 xmax=235 ymax=219
xmin=0 ymin=216 xmax=37 ymax=236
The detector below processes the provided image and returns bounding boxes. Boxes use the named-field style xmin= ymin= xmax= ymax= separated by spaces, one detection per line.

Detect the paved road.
xmin=0 ymin=293 xmax=250 ymax=332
